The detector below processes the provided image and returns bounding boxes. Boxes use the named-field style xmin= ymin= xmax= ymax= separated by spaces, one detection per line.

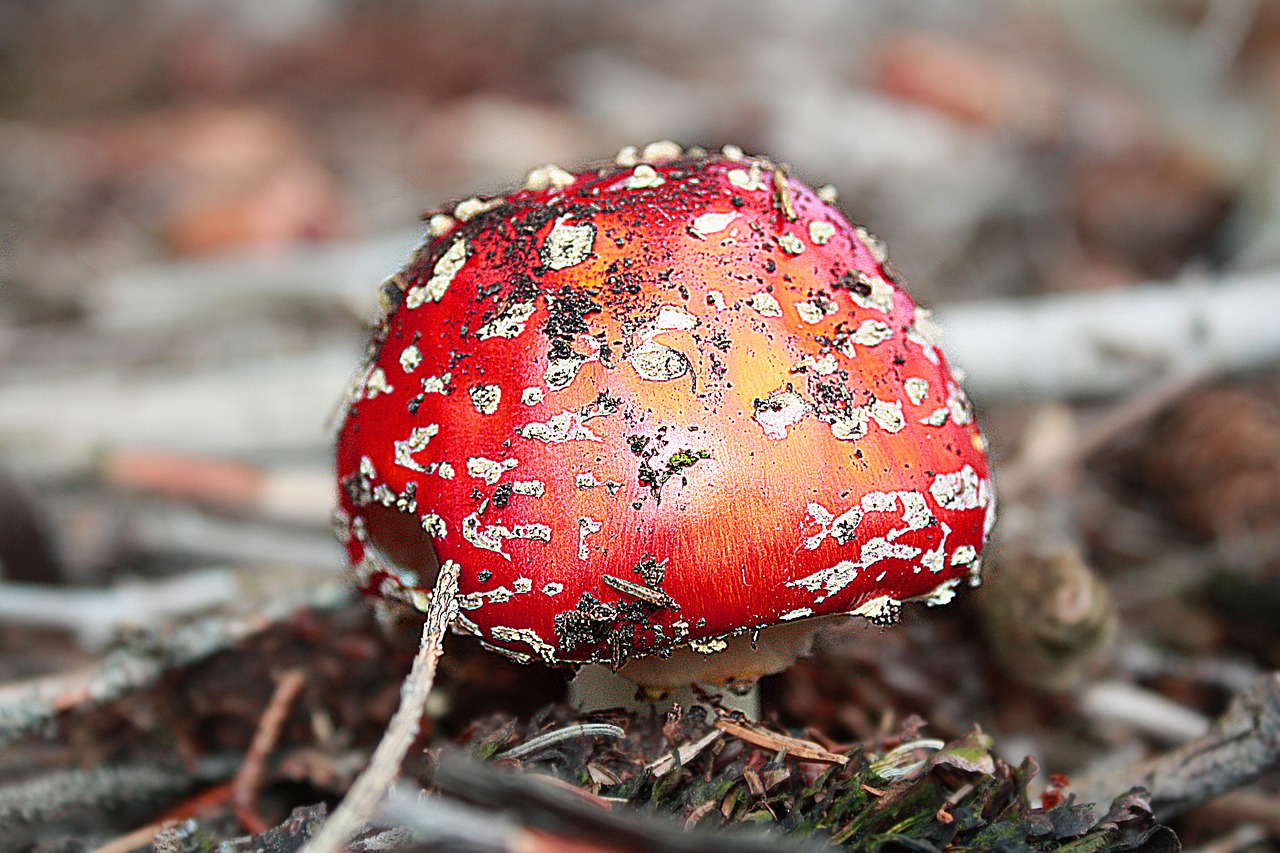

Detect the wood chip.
xmin=714 ymin=720 xmax=849 ymax=765
xmin=772 ymin=166 xmax=798 ymax=221
xmin=646 ymin=729 xmax=724 ymax=777
xmin=682 ymin=799 xmax=717 ymax=829
xmin=742 ymin=766 xmax=765 ymax=798
xmin=602 ymin=574 xmax=677 ymax=609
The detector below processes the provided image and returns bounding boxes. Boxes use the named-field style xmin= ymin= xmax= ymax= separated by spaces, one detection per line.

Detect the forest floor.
xmin=2 ymin=2 xmax=1280 ymax=851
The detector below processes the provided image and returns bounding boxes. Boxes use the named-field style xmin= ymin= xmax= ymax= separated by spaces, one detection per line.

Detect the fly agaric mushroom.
xmin=335 ymin=143 xmax=995 ymax=710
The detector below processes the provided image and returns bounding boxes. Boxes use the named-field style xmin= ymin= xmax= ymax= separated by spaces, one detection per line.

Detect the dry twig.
xmin=0 ymin=581 xmax=348 ymax=749
xmin=102 ymin=448 xmax=334 ymax=527
xmin=1073 ymin=671 xmax=1280 ymax=818
xmin=427 ymin=753 xmax=827 ymax=853
xmin=647 ymin=729 xmax=724 ymax=777
xmin=494 ymin=722 xmax=626 ymax=761
xmin=232 ymin=668 xmax=307 ymax=834
xmin=937 ymin=272 xmax=1280 ymax=399
xmin=302 ymin=560 xmax=459 ymax=853
xmin=715 ymin=719 xmax=849 ymax=765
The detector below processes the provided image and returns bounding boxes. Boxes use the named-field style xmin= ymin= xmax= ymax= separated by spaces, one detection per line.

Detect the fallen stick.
xmin=0 ymin=348 xmax=356 ymax=467
xmin=0 ymin=569 xmax=241 ymax=649
xmin=232 ymin=668 xmax=308 ymax=834
xmin=88 ymin=819 xmax=176 ymax=853
xmin=91 ymin=230 xmax=418 ymax=334
xmin=126 ymin=504 xmax=342 ymax=571
xmin=424 ymin=752 xmax=828 ymax=853
xmin=0 ymin=582 xmax=350 ymax=750
xmin=1192 ymin=789 xmax=1280 ymax=837
xmin=302 ymin=559 xmax=460 ymax=853
xmin=647 ymin=729 xmax=724 ymax=778
xmin=1078 ymin=680 xmax=1210 ymax=745
xmin=714 ymin=719 xmax=850 ymax=766
xmin=0 ymin=763 xmax=203 ymax=851
xmin=102 ymin=448 xmax=334 ymax=528
xmin=937 ymin=271 xmax=1280 ymax=400
xmin=494 ymin=722 xmax=626 ymax=761
xmin=4 ymin=270 xmax=1280 ymax=471
xmin=1072 ymin=671 xmax=1280 ymax=819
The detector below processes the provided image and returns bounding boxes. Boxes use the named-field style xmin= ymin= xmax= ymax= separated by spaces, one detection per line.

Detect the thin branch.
xmin=647 ymin=729 xmax=725 ymax=777
xmin=715 ymin=719 xmax=850 ymax=765
xmin=430 ymin=753 xmax=829 ymax=853
xmin=0 ymin=763 xmax=209 ymax=852
xmin=0 ymin=570 xmax=242 ymax=649
xmin=936 ymin=272 xmax=1280 ymax=400
xmin=0 ymin=582 xmax=349 ymax=750
xmin=232 ymin=668 xmax=307 ymax=834
xmin=1073 ymin=672 xmax=1280 ymax=819
xmin=101 ymin=448 xmax=334 ymax=527
xmin=1079 ymin=680 xmax=1210 ymax=745
xmin=495 ymin=723 xmax=626 ymax=761
xmin=302 ymin=560 xmax=460 ymax=853
xmin=5 ymin=264 xmax=1279 ymax=470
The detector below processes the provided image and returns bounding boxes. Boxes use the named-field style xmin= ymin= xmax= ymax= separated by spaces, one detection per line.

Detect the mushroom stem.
xmin=568 ymin=618 xmax=839 ymax=719
xmin=568 ymin=664 xmax=761 ymax=718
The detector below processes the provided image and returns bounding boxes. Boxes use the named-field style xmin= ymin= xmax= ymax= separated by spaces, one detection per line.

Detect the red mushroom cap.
xmin=335 ymin=145 xmax=995 ymax=671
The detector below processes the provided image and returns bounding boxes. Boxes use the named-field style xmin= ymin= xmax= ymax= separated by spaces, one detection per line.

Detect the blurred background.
xmin=3 ymin=0 xmax=1280 ymax=847
xmin=3 ymin=0 xmax=1280 ymax=452
xmin=3 ymin=0 xmax=1280 ymax=454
